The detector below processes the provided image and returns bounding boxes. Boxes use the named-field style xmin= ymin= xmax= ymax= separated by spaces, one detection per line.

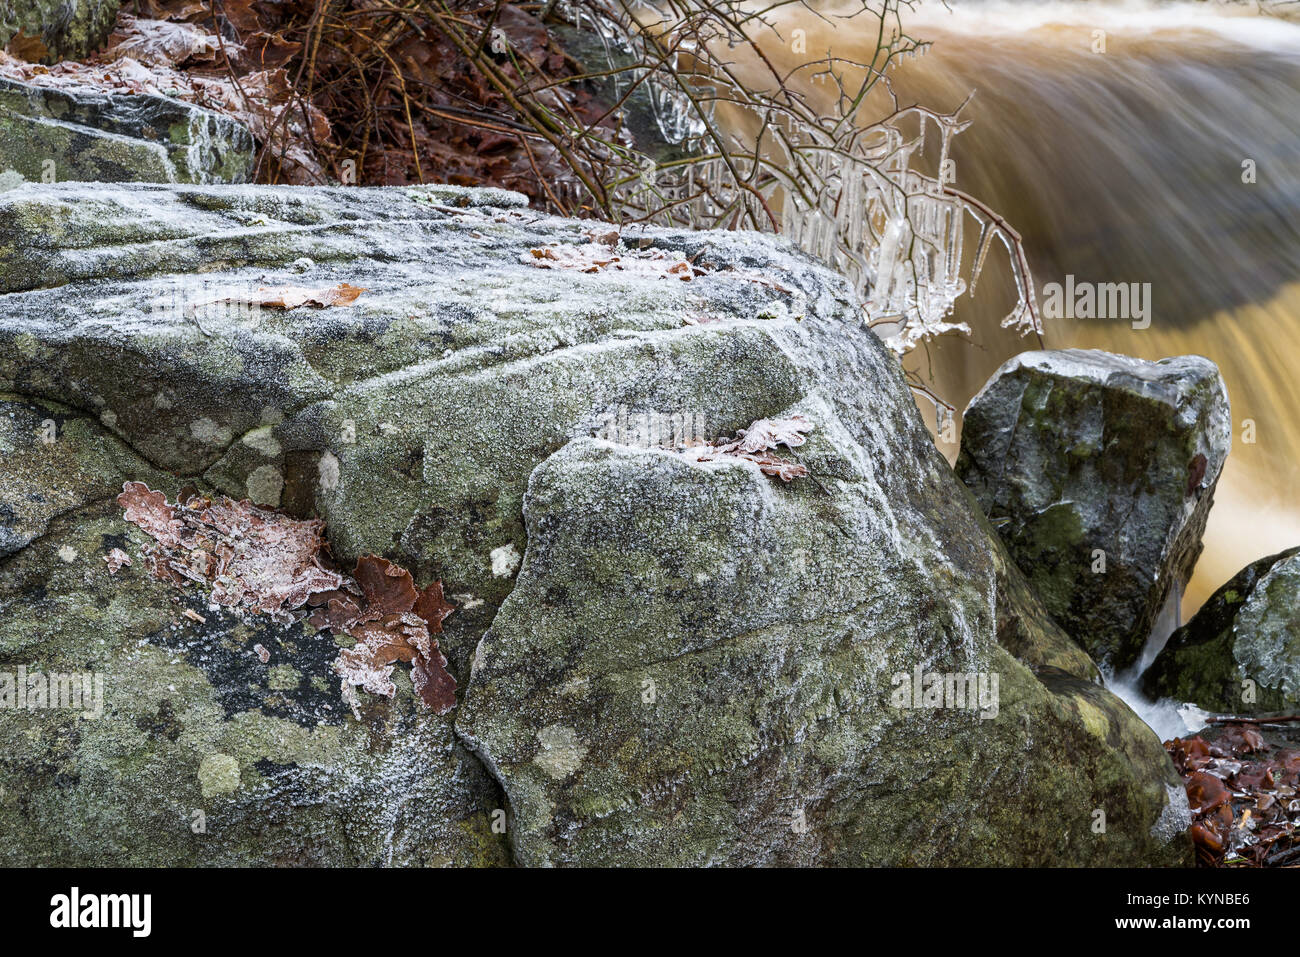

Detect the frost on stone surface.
xmin=523 ymin=242 xmax=697 ymax=280
xmin=116 ymin=483 xmax=457 ymax=715
xmin=522 ymin=235 xmax=791 ymax=293
xmin=187 ymin=282 xmax=366 ymax=313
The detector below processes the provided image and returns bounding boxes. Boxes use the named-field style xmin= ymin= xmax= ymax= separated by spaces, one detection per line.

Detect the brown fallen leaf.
xmin=352 ymin=554 xmax=420 ymax=620
xmin=691 ymin=415 xmax=813 ymax=482
xmin=118 ymin=481 xmax=343 ymax=620
xmin=6 ymin=31 xmax=49 ymax=63
xmin=189 ymin=282 xmax=366 ymax=316
xmin=725 ymin=415 xmax=812 ymax=455
xmin=324 ymin=556 xmax=457 ymax=713
xmin=105 ymin=16 xmax=222 ymax=68
xmin=1186 ymin=770 xmax=1231 ymax=813
xmin=118 ymin=481 xmax=184 ymax=549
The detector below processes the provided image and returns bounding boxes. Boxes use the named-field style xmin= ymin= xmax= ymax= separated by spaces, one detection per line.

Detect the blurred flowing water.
xmin=758 ymin=0 xmax=1300 ymax=618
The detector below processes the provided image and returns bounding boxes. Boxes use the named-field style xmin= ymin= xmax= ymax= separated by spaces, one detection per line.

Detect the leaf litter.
xmin=1166 ymin=722 xmax=1300 ymax=867
xmin=116 ymin=482 xmax=456 ymax=716
xmin=691 ymin=415 xmax=813 ymax=482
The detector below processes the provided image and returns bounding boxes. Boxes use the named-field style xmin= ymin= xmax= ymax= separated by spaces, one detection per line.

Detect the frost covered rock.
xmin=956 ymin=349 xmax=1231 ymax=673
xmin=0 ymin=395 xmax=507 ymax=866
xmin=458 ymin=429 xmax=1189 ymax=866
xmin=1143 ymin=548 xmax=1300 ymax=714
xmin=0 ymin=77 xmax=254 ymax=186
xmin=0 ymin=182 xmax=1189 ymax=865
xmin=0 ymin=0 xmax=118 ymax=62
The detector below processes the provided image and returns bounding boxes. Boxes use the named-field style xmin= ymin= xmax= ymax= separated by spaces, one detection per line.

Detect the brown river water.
xmin=744 ymin=0 xmax=1300 ymax=616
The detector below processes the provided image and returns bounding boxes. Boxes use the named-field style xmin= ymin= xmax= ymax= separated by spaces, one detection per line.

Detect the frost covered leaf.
xmin=309 ymin=554 xmax=458 ymax=714
xmin=103 ymin=548 xmax=132 ymax=574
xmin=335 ymin=612 xmax=432 ymax=699
xmin=736 ymin=452 xmax=810 ymax=482
xmin=306 ymin=588 xmax=364 ymax=632
xmin=190 ymin=283 xmax=366 ymax=314
xmin=523 ymin=243 xmax=696 ymax=280
xmin=117 ymin=482 xmax=343 ymax=620
xmin=105 ymin=16 xmax=223 ymax=68
xmin=117 ymin=481 xmax=184 ymax=548
xmin=328 ymin=556 xmax=458 ymax=715
xmin=691 ymin=416 xmax=813 ymax=482
xmin=726 ymin=415 xmax=812 ymax=455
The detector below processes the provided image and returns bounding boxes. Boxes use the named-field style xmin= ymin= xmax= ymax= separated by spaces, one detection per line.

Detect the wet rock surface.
xmin=956 ymin=349 xmax=1231 ymax=673
xmin=0 ymin=182 xmax=1190 ymax=865
xmin=1144 ymin=548 xmax=1300 ymax=714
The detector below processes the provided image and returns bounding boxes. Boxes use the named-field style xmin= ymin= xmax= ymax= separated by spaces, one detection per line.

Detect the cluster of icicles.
xmin=555 ymin=0 xmax=1040 ymax=363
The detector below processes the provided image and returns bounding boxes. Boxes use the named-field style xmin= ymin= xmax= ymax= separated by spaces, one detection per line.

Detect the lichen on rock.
xmin=0 ymin=181 xmax=1193 ymax=866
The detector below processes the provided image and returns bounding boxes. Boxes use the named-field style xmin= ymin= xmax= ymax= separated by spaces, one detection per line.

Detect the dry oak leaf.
xmin=116 ymin=482 xmax=343 ymax=620
xmin=335 ymin=612 xmax=433 ymax=699
xmin=191 ymin=282 xmax=366 ymax=314
xmin=726 ymin=415 xmax=812 ymax=454
xmin=118 ymin=481 xmax=185 ymax=549
xmin=320 ymin=555 xmax=458 ymax=713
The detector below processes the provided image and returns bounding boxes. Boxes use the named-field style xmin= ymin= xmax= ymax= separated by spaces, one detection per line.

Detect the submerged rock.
xmin=0 ymin=182 xmax=1190 ymax=865
xmin=0 ymin=0 xmax=118 ymax=62
xmin=956 ymin=349 xmax=1231 ymax=673
xmin=1143 ymin=549 xmax=1300 ymax=714
xmin=0 ymin=77 xmax=255 ymax=186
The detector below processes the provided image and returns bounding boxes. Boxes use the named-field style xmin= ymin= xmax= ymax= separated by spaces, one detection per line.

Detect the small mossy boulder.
xmin=1143 ymin=548 xmax=1300 ymax=713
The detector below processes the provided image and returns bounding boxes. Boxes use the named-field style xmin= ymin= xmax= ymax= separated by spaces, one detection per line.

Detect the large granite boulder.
xmin=0 ymin=181 xmax=1191 ymax=865
xmin=0 ymin=77 xmax=255 ymax=186
xmin=1143 ymin=549 xmax=1300 ymax=714
xmin=956 ymin=350 xmax=1231 ymax=673
xmin=1 ymin=0 xmax=119 ymax=62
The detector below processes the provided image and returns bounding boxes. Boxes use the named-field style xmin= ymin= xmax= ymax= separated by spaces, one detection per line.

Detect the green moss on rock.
xmin=1143 ymin=548 xmax=1300 ymax=713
